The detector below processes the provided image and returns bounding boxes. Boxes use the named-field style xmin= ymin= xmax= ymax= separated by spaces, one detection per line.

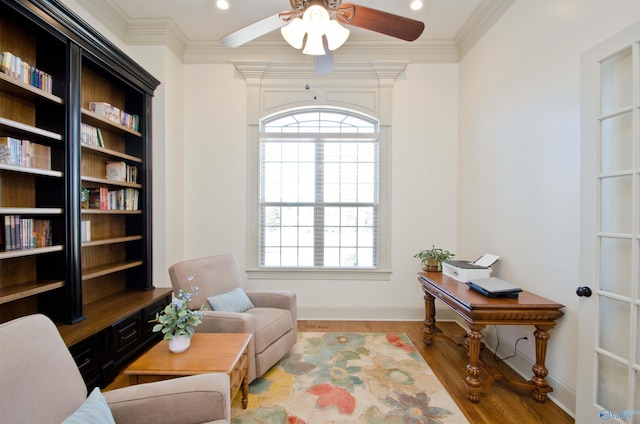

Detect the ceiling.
xmin=70 ymin=0 xmax=514 ymax=65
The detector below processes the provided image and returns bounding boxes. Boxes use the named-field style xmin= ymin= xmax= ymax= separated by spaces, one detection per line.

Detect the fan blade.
xmin=315 ymin=43 xmax=334 ymax=75
xmin=220 ymin=13 xmax=287 ymax=48
xmin=338 ymin=3 xmax=425 ymax=42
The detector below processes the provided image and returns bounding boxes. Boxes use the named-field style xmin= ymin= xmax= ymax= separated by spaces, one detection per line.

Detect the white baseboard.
xmin=296 ymin=306 xmax=575 ymax=418
xmin=297 ymin=305 xmax=459 ymax=321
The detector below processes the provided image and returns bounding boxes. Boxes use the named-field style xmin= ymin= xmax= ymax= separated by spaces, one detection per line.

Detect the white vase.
xmin=168 ymin=335 xmax=191 ymax=353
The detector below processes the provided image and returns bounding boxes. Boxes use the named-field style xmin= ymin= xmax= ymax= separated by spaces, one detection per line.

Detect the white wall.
xmin=126 ymin=46 xmax=185 ymax=288
xmin=180 ymin=63 xmax=459 ymax=319
xmin=458 ymin=0 xmax=640 ymax=413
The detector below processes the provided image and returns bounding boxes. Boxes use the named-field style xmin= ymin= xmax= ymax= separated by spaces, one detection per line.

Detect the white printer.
xmin=442 ymin=254 xmax=500 ymax=283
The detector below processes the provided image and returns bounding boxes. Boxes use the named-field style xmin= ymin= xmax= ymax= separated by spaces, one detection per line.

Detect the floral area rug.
xmin=231 ymin=332 xmax=469 ymax=424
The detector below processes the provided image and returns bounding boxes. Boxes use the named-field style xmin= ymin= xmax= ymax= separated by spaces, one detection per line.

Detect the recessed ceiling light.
xmin=216 ymin=0 xmax=229 ymax=10
xmin=410 ymin=0 xmax=423 ymax=11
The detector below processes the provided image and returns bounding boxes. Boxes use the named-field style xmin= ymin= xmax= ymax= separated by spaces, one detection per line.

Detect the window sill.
xmin=246 ymin=268 xmax=392 ymax=281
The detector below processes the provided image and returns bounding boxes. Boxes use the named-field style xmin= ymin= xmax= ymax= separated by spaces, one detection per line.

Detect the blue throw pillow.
xmin=208 ymin=287 xmax=255 ymax=312
xmin=62 ymin=387 xmax=115 ymax=424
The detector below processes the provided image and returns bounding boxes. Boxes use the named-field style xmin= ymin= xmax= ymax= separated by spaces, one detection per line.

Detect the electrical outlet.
xmin=526 ymin=330 xmax=534 ymax=346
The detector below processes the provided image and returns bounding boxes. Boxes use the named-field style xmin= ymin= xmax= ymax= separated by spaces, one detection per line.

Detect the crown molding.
xmin=126 ymin=18 xmax=189 ymax=59
xmin=184 ymin=39 xmax=458 ymax=65
xmin=72 ymin=0 xmax=129 ymax=41
xmin=455 ymin=0 xmax=515 ymax=59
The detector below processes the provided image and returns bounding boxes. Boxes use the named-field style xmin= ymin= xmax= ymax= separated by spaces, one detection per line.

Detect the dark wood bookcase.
xmin=0 ymin=0 xmax=171 ymax=389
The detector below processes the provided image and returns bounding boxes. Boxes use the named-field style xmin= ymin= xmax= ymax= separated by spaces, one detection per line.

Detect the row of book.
xmin=106 ymin=161 xmax=138 ymax=183
xmin=2 ymin=216 xmax=53 ymax=251
xmin=89 ymin=102 xmax=139 ymax=132
xmin=0 ymin=137 xmax=52 ymax=170
xmin=0 ymin=51 xmax=53 ymax=94
xmin=82 ymin=187 xmax=140 ymax=211
xmin=80 ymin=123 xmax=105 ymax=148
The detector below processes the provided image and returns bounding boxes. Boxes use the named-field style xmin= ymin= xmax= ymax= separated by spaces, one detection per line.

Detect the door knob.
xmin=576 ymin=286 xmax=592 ymax=297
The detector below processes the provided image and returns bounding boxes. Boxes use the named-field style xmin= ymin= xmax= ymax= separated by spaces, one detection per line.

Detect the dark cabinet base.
xmin=68 ymin=295 xmax=170 ymax=391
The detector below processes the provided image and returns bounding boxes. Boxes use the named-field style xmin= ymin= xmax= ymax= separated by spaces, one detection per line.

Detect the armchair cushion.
xmin=104 ymin=373 xmax=230 ymax=424
xmin=61 ymin=388 xmax=115 ymax=424
xmin=208 ymin=287 xmax=255 ymax=313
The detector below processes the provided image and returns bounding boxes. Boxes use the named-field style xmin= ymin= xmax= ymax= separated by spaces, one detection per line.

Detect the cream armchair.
xmin=0 ymin=314 xmax=231 ymax=424
xmin=169 ymin=254 xmax=297 ymax=382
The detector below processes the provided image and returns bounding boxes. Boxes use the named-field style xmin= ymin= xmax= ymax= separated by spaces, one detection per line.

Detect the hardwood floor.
xmin=106 ymin=320 xmax=574 ymax=424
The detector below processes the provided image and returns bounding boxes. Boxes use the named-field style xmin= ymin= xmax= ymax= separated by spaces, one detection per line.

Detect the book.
xmin=80 ymin=123 xmax=105 ymax=148
xmin=105 ymin=161 xmax=138 ymax=183
xmin=87 ymin=187 xmax=108 ymax=210
xmin=89 ymin=101 xmax=139 ymax=131
xmin=0 ymin=137 xmax=51 ymax=169
xmin=1 ymin=215 xmax=52 ymax=250
xmin=81 ymin=220 xmax=91 ymax=242
xmin=0 ymin=51 xmax=53 ymax=94
xmin=106 ymin=161 xmax=126 ymax=182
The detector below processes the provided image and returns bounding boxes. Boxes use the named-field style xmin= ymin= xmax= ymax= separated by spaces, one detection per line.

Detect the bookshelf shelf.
xmin=81 ymin=175 xmax=142 ymax=189
xmin=82 ymin=235 xmax=142 ymax=247
xmin=0 ymin=163 xmax=63 ymax=177
xmin=82 ymin=260 xmax=144 ymax=281
xmin=0 ymin=279 xmax=65 ymax=305
xmin=81 ymin=209 xmax=142 ymax=215
xmin=0 ymin=245 xmax=64 ymax=260
xmin=0 ymin=207 xmax=63 ymax=215
xmin=0 ymin=72 xmax=63 ymax=104
xmin=81 ymin=143 xmax=142 ymax=163
xmin=81 ymin=108 xmax=142 ymax=137
xmin=0 ymin=117 xmax=63 ymax=141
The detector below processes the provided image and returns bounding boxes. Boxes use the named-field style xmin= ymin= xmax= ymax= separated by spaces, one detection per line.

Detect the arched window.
xmin=258 ymin=108 xmax=380 ymax=269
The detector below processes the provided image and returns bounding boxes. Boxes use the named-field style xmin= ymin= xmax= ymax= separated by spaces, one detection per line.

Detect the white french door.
xmin=577 ymin=22 xmax=640 ymax=424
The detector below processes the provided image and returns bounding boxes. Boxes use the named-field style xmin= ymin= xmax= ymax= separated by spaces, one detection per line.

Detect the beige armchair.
xmin=169 ymin=253 xmax=297 ymax=382
xmin=0 ymin=314 xmax=231 ymax=424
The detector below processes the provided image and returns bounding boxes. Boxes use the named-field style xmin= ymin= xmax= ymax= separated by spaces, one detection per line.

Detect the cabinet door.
xmin=111 ymin=312 xmax=142 ymax=364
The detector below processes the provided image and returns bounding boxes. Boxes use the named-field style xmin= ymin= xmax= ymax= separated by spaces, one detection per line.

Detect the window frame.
xmin=247 ymin=107 xmax=391 ymax=280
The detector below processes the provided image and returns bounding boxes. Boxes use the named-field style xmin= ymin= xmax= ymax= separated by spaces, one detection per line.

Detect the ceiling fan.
xmin=220 ymin=0 xmax=425 ymax=74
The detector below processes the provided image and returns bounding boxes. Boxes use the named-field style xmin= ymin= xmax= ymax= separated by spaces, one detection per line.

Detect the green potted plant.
xmin=414 ymin=245 xmax=455 ymax=272
xmin=150 ymin=286 xmax=206 ymax=353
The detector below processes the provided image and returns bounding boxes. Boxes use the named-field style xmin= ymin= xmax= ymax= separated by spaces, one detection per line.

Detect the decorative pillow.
xmin=208 ymin=287 xmax=255 ymax=312
xmin=61 ymin=387 xmax=115 ymax=424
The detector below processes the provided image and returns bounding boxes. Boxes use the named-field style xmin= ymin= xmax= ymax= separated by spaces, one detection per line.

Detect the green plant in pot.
xmin=414 ymin=245 xmax=455 ymax=272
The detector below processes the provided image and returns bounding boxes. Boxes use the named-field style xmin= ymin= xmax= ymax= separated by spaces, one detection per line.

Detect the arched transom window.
xmin=259 ymin=108 xmax=380 ymax=269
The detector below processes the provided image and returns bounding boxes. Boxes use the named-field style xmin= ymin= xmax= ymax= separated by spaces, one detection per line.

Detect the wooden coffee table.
xmin=125 ymin=333 xmax=252 ymax=408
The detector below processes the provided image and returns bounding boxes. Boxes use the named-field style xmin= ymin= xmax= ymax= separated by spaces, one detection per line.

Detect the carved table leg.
xmin=531 ymin=325 xmax=554 ymax=402
xmin=465 ymin=324 xmax=486 ymax=402
xmin=241 ymin=372 xmax=249 ymax=409
xmin=422 ymin=289 xmax=436 ymax=346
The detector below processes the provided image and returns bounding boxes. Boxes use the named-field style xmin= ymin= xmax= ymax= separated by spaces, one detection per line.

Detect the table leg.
xmin=465 ymin=324 xmax=485 ymax=402
xmin=422 ymin=289 xmax=436 ymax=346
xmin=241 ymin=373 xmax=249 ymax=409
xmin=531 ymin=325 xmax=554 ymax=402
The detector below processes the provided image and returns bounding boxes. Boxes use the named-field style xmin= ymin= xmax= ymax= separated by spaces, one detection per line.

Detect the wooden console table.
xmin=418 ymin=272 xmax=564 ymax=403
xmin=125 ymin=333 xmax=252 ymax=408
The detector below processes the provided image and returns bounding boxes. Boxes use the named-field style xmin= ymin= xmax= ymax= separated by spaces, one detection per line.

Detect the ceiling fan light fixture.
xmin=302 ymin=32 xmax=326 ymax=55
xmin=281 ymin=17 xmax=305 ymax=49
xmin=303 ymin=4 xmax=330 ymax=35
xmin=325 ymin=19 xmax=349 ymax=50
